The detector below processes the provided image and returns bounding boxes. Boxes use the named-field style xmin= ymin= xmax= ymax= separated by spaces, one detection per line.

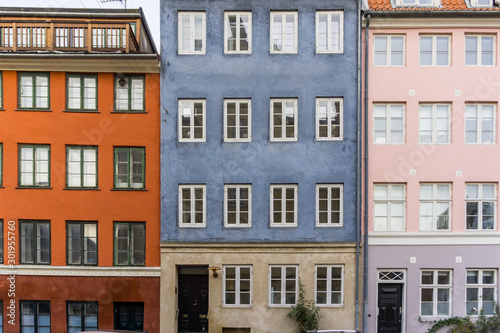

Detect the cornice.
xmin=369 ymin=232 xmax=500 ymax=245
xmin=365 ymin=16 xmax=500 ymax=28
xmin=0 ymin=265 xmax=161 ymax=277
xmin=0 ymin=55 xmax=160 ymax=73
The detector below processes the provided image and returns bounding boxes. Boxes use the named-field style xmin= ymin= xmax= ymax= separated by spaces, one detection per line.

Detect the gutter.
xmin=355 ymin=0 xmax=363 ymax=329
xmin=366 ymin=8 xmax=500 ymax=16
xmin=0 ymin=53 xmax=158 ymax=60
xmin=362 ymin=12 xmax=371 ymax=333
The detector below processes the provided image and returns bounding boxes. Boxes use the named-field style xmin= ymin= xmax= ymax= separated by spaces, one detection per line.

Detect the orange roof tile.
xmin=367 ymin=0 xmax=500 ymax=11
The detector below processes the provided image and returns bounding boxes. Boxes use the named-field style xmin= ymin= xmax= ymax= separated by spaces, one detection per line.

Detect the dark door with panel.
xmin=114 ymin=302 xmax=144 ymax=332
xmin=378 ymin=284 xmax=403 ymax=333
xmin=178 ymin=274 xmax=209 ymax=332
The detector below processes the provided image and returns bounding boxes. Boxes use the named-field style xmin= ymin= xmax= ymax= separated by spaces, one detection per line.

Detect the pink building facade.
xmin=364 ymin=4 xmax=500 ymax=332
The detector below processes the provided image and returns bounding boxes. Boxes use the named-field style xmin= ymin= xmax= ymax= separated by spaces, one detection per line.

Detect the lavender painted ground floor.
xmin=366 ymin=243 xmax=500 ymax=333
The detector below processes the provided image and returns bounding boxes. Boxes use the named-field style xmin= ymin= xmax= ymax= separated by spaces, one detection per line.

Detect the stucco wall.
xmin=160 ymin=0 xmax=360 ymax=243
xmin=161 ymin=243 xmax=358 ymax=333
xmin=367 ymin=245 xmax=500 ymax=333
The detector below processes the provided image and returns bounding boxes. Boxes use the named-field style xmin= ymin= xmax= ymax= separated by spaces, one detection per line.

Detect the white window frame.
xmin=270 ymin=12 xmax=298 ymax=54
xmin=178 ymin=184 xmax=206 ymax=228
xmin=419 ymin=183 xmax=451 ymax=231
xmin=178 ymin=12 xmax=206 ymax=55
xmin=466 ymin=269 xmax=497 ymax=316
xmin=396 ymin=0 xmax=440 ymax=6
xmin=223 ymin=265 xmax=253 ymax=307
xmin=373 ymin=35 xmax=405 ymax=67
xmin=419 ymin=104 xmax=451 ymax=144
xmin=465 ymin=35 xmax=495 ymax=66
xmin=373 ymin=184 xmax=406 ymax=232
xmin=465 ymin=104 xmax=496 ymax=144
xmin=316 ymin=184 xmax=343 ymax=227
xmin=373 ymin=104 xmax=405 ymax=144
xmin=420 ymin=270 xmax=452 ymax=317
xmin=268 ymin=265 xmax=298 ymax=307
xmin=470 ymin=0 xmax=493 ymax=6
xmin=315 ymin=11 xmax=344 ymax=54
xmin=224 ymin=184 xmax=252 ymax=228
xmin=419 ymin=35 xmax=451 ymax=67
xmin=270 ymin=184 xmax=298 ymax=227
xmin=315 ymin=265 xmax=344 ymax=306
xmin=316 ymin=98 xmax=343 ymax=141
xmin=178 ymin=99 xmax=206 ymax=142
xmin=224 ymin=99 xmax=252 ymax=142
xmin=465 ymin=183 xmax=497 ymax=231
xmin=270 ymin=98 xmax=298 ymax=142
xmin=224 ymin=12 xmax=252 ymax=54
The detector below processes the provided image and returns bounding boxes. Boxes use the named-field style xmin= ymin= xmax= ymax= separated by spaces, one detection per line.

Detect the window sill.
xmin=15 ymin=109 xmax=52 ymax=112
xmin=113 ymin=264 xmax=146 ymax=267
xmin=16 ymin=186 xmax=52 ymax=189
xmin=63 ymin=110 xmax=100 ymax=113
xmin=111 ymin=188 xmax=147 ymax=191
xmin=67 ymin=263 xmax=98 ymax=266
xmin=112 ymin=111 xmax=148 ymax=114
xmin=64 ymin=188 xmax=100 ymax=191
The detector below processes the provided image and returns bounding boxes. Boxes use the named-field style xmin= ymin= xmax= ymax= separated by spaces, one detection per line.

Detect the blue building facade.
xmin=160 ymin=0 xmax=361 ymax=332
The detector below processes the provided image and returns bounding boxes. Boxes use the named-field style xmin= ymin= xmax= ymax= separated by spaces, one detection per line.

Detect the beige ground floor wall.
xmin=160 ymin=242 xmax=358 ymax=333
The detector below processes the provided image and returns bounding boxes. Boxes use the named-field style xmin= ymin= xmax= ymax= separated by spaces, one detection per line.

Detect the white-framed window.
xmin=420 ymin=35 xmax=451 ymax=66
xmin=396 ymin=0 xmax=440 ymax=6
xmin=315 ymin=265 xmax=344 ymax=306
xmin=224 ymin=185 xmax=252 ymax=227
xmin=316 ymin=98 xmax=343 ymax=140
xmin=465 ymin=35 xmax=495 ymax=66
xmin=373 ymin=104 xmax=405 ymax=144
xmin=224 ymin=99 xmax=251 ymax=142
xmin=270 ymin=184 xmax=298 ymax=227
xmin=270 ymin=98 xmax=298 ymax=141
xmin=420 ymin=270 xmax=452 ymax=317
xmin=470 ymin=0 xmax=493 ymax=6
xmin=419 ymin=183 xmax=451 ymax=231
xmin=224 ymin=12 xmax=252 ymax=54
xmin=373 ymin=184 xmax=406 ymax=231
xmin=179 ymin=184 xmax=206 ymax=227
xmin=316 ymin=11 xmax=343 ymax=53
xmin=316 ymin=184 xmax=343 ymax=227
xmin=374 ymin=35 xmax=405 ymax=66
xmin=223 ymin=265 xmax=252 ymax=307
xmin=269 ymin=265 xmax=298 ymax=306
xmin=466 ymin=183 xmax=496 ymax=231
xmin=178 ymin=99 xmax=206 ymax=142
xmin=270 ymin=12 xmax=298 ymax=54
xmin=465 ymin=104 xmax=495 ymax=144
xmin=178 ymin=12 xmax=206 ymax=54
xmin=419 ymin=104 xmax=450 ymax=144
xmin=466 ymin=269 xmax=497 ymax=316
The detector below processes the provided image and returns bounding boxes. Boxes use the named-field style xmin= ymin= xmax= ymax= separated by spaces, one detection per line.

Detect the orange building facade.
xmin=0 ymin=8 xmax=160 ymax=333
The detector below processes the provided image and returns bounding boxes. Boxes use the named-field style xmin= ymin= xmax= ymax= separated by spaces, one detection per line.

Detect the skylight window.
xmin=396 ymin=0 xmax=440 ymax=7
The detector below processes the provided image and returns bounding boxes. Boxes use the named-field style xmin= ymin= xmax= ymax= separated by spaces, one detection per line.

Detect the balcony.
xmin=0 ymin=21 xmax=140 ymax=53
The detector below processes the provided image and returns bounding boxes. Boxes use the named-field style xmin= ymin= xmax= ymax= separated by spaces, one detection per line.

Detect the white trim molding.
xmin=369 ymin=232 xmax=500 ymax=246
xmin=0 ymin=265 xmax=161 ymax=277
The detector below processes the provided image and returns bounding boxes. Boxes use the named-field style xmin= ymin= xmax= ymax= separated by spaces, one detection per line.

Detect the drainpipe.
xmin=355 ymin=0 xmax=363 ymax=331
xmin=363 ymin=12 xmax=371 ymax=333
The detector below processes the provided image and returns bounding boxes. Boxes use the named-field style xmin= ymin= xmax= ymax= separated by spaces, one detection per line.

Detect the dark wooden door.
xmin=178 ymin=274 xmax=209 ymax=332
xmin=114 ymin=302 xmax=144 ymax=332
xmin=378 ymin=284 xmax=402 ymax=333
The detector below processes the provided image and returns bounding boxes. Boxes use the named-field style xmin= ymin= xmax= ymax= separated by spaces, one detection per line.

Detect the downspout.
xmin=363 ymin=12 xmax=371 ymax=333
xmin=355 ymin=0 xmax=363 ymax=331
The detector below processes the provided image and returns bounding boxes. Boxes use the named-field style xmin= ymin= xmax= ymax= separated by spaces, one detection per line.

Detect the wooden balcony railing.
xmin=0 ymin=21 xmax=140 ymax=53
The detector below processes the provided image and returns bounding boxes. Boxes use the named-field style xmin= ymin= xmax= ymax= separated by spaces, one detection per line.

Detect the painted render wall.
xmin=366 ymin=245 xmax=500 ymax=333
xmin=365 ymin=20 xmax=500 ymax=333
xmin=367 ymin=26 xmax=500 ymax=234
xmin=160 ymin=0 xmax=360 ymax=243
xmin=160 ymin=244 xmax=358 ymax=333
